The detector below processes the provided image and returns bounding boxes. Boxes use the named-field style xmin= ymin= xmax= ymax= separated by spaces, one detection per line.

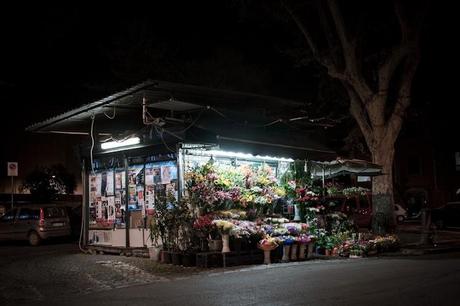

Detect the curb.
xmin=400 ymin=244 xmax=460 ymax=256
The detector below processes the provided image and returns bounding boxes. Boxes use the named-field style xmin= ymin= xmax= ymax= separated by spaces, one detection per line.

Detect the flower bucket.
xmin=282 ymin=245 xmax=291 ymax=262
xmin=221 ymin=234 xmax=231 ymax=253
xmin=208 ymin=239 xmax=223 ymax=252
xmin=298 ymin=244 xmax=307 ymax=260
xmin=290 ymin=244 xmax=298 ymax=261
xmin=257 ymin=243 xmax=277 ymax=264
xmin=307 ymin=243 xmax=314 ymax=259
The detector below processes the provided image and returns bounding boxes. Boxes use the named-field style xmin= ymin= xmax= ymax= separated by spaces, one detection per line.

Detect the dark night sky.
xmin=0 ymin=1 xmax=456 ymax=178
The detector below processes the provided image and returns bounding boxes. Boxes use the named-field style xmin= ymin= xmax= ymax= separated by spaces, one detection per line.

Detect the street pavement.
xmin=1 ymin=240 xmax=460 ymax=306
xmin=48 ymin=252 xmax=460 ymax=306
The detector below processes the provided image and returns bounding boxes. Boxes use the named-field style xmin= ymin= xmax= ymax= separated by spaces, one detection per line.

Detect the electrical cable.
xmin=90 ymin=114 xmax=95 ymax=174
xmin=176 ymin=108 xmax=205 ymax=133
xmin=103 ymin=105 xmax=116 ymax=119
xmin=155 ymin=125 xmax=176 ymax=153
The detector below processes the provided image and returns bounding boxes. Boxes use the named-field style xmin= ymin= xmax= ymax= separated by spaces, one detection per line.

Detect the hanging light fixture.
xmin=101 ymin=137 xmax=140 ymax=150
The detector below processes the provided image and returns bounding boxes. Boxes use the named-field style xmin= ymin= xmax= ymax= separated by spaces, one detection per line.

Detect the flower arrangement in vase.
xmin=212 ymin=220 xmax=234 ymax=253
xmin=258 ymin=236 xmax=279 ymax=264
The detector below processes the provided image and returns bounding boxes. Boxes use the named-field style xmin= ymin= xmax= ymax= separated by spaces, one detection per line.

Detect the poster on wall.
xmin=128 ymin=185 xmax=137 ymax=209
xmin=107 ymin=196 xmax=116 ymax=221
xmin=153 ymin=167 xmax=161 ymax=183
xmin=101 ymin=196 xmax=108 ymax=220
xmin=89 ymin=207 xmax=96 ymax=225
xmin=96 ymin=199 xmax=102 ymax=219
xmin=106 ymin=171 xmax=114 ymax=196
xmin=145 ymin=185 xmax=155 ymax=213
xmin=114 ymin=190 xmax=125 ymax=225
xmin=96 ymin=173 xmax=102 ymax=196
xmin=161 ymin=166 xmax=171 ymax=184
xmin=145 ymin=167 xmax=154 ymax=185
xmin=128 ymin=165 xmax=144 ymax=186
xmin=166 ymin=183 xmax=177 ymax=199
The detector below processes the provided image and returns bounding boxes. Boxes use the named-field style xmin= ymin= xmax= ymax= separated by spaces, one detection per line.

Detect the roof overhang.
xmin=26 ymin=80 xmax=336 ymax=159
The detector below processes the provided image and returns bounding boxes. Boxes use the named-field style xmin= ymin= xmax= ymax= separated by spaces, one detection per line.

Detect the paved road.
xmin=1 ymin=241 xmax=459 ymax=306
xmin=58 ymin=254 xmax=460 ymax=306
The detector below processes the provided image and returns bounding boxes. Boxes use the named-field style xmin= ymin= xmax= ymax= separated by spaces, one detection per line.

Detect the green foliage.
xmin=150 ymin=194 xmax=194 ymax=252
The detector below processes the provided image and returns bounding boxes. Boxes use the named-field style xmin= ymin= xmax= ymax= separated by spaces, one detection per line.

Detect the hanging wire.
xmin=90 ymin=114 xmax=96 ymax=174
xmin=154 ymin=125 xmax=176 ymax=153
xmin=103 ymin=105 xmax=116 ymax=119
xmin=176 ymin=108 xmax=205 ymax=133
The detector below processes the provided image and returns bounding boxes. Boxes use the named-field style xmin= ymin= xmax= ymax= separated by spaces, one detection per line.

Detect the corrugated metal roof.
xmin=26 ymin=80 xmax=306 ymax=133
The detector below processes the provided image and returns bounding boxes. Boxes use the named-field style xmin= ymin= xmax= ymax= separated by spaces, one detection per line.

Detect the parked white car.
xmin=394 ymin=204 xmax=408 ymax=223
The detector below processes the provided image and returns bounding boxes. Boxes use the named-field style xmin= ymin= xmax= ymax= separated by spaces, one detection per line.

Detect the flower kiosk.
xmin=85 ymin=143 xmax=399 ymax=266
xmin=26 ymin=80 xmax=398 ymax=267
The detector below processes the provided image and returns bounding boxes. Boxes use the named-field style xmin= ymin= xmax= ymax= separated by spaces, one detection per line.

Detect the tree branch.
xmin=282 ymin=0 xmax=320 ymax=59
xmin=283 ymin=0 xmax=351 ymax=82
xmin=344 ymin=83 xmax=374 ymax=149
xmin=384 ymin=0 xmax=427 ymax=143
xmin=385 ymin=52 xmax=420 ymax=143
xmin=326 ymin=0 xmax=373 ymax=104
xmin=377 ymin=44 xmax=412 ymax=94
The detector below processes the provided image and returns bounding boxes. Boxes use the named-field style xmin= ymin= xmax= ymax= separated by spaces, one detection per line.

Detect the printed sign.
xmin=7 ymin=162 xmax=18 ymax=176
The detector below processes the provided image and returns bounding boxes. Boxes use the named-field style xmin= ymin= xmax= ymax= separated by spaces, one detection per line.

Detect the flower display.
xmin=258 ymin=235 xmax=279 ymax=253
xmin=272 ymin=226 xmax=288 ymax=236
xmin=264 ymin=217 xmax=289 ymax=224
xmin=216 ymin=209 xmax=247 ymax=220
xmin=229 ymin=220 xmax=258 ymax=238
xmin=278 ymin=235 xmax=295 ymax=245
xmin=212 ymin=219 xmax=234 ymax=234
xmin=342 ymin=187 xmax=370 ymax=197
xmin=325 ymin=181 xmax=343 ymax=196
xmin=186 ymin=163 xmax=283 ymax=212
xmin=193 ymin=214 xmax=214 ymax=231
xmin=296 ymin=234 xmax=311 ymax=244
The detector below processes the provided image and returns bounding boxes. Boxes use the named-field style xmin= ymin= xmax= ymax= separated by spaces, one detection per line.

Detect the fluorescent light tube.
xmin=101 ymin=137 xmax=140 ymax=150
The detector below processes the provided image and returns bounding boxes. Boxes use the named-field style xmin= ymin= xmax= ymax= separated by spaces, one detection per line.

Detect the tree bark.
xmin=371 ymin=142 xmax=395 ymax=234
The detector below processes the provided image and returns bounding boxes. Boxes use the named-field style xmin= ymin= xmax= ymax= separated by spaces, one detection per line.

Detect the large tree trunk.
xmin=283 ymin=0 xmax=424 ymax=234
xmin=371 ymin=142 xmax=396 ymax=234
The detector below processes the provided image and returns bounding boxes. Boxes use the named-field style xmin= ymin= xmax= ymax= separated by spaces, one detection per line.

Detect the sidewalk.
xmin=396 ymin=223 xmax=460 ymax=255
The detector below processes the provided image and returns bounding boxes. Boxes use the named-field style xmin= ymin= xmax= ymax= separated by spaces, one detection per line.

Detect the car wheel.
xmin=28 ymin=231 xmax=41 ymax=246
xmin=397 ymin=215 xmax=405 ymax=223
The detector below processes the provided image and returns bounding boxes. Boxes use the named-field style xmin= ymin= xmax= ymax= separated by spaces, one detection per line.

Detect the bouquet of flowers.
xmin=264 ymin=217 xmax=289 ymax=224
xmin=283 ymin=223 xmax=302 ymax=235
xmin=278 ymin=235 xmax=296 ymax=245
xmin=272 ymin=226 xmax=288 ymax=236
xmin=296 ymin=233 xmax=311 ymax=244
xmin=258 ymin=236 xmax=279 ymax=251
xmin=193 ymin=214 xmax=216 ymax=238
xmin=212 ymin=219 xmax=234 ymax=234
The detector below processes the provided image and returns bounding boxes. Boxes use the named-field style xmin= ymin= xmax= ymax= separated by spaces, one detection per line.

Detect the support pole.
xmin=11 ymin=176 xmax=14 ymax=209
